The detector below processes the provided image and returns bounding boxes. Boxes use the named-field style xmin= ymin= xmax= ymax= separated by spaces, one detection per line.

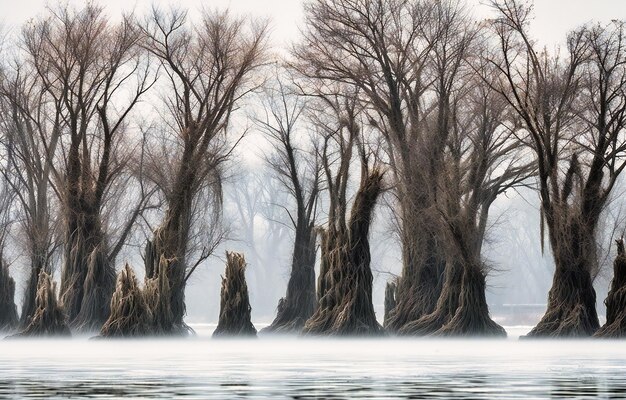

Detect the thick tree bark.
xmin=0 ymin=262 xmax=18 ymax=332
xmin=73 ymin=244 xmax=116 ymax=332
xmin=526 ymin=219 xmax=600 ymax=337
xmin=302 ymin=169 xmax=384 ymax=336
xmin=384 ymin=233 xmax=445 ymax=332
xmin=263 ymin=226 xmax=317 ymax=333
xmin=595 ymin=239 xmax=626 ymax=338
xmin=20 ymin=254 xmax=48 ymax=329
xmin=398 ymin=261 xmax=462 ymax=335
xmin=60 ymin=194 xmax=114 ymax=332
xmin=143 ymin=214 xmax=190 ymax=334
xmin=213 ymin=252 xmax=256 ymax=337
xmin=437 ymin=262 xmax=505 ymax=336
xmin=143 ymin=140 xmax=197 ymax=335
xmin=100 ymin=264 xmax=152 ymax=337
xmin=14 ymin=272 xmax=70 ymax=337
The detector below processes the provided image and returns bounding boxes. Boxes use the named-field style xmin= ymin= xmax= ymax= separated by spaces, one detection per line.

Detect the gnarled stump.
xmin=144 ymin=253 xmax=177 ymax=335
xmin=595 ymin=239 xmax=626 ymax=338
xmin=213 ymin=252 xmax=256 ymax=337
xmin=302 ymin=169 xmax=385 ymax=336
xmin=100 ymin=264 xmax=152 ymax=337
xmin=0 ymin=262 xmax=18 ymax=332
xmin=14 ymin=272 xmax=70 ymax=337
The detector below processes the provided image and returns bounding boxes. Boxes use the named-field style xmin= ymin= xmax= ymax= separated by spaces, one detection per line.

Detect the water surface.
xmin=0 ymin=325 xmax=624 ymax=399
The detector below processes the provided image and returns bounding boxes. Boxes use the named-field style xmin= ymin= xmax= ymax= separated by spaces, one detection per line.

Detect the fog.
xmin=1 ymin=0 xmax=625 ymax=327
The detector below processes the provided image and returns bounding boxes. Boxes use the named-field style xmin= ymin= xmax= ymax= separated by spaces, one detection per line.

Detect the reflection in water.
xmin=0 ymin=326 xmax=625 ymax=399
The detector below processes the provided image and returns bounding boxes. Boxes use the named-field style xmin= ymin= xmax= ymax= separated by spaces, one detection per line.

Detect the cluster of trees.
xmin=0 ymin=0 xmax=625 ymax=338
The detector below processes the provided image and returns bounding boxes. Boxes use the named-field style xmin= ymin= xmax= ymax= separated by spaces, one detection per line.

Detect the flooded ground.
xmin=0 ymin=325 xmax=624 ymax=399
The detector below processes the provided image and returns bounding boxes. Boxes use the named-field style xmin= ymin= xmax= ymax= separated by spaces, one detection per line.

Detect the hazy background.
xmin=1 ymin=0 xmax=625 ymax=325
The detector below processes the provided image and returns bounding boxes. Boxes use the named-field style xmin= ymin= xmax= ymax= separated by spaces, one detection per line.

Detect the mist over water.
xmin=1 ymin=325 xmax=625 ymax=399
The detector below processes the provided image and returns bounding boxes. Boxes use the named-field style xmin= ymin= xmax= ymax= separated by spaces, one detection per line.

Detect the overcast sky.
xmin=1 ymin=0 xmax=624 ymax=48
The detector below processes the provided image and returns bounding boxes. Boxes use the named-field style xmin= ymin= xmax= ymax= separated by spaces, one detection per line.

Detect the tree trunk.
xmin=302 ymin=169 xmax=384 ymax=336
xmin=100 ymin=264 xmax=152 ymax=337
xmin=60 ymin=203 xmax=114 ymax=332
xmin=526 ymin=219 xmax=600 ymax=337
xmin=213 ymin=252 xmax=256 ymax=337
xmin=594 ymin=239 xmax=626 ymax=338
xmin=397 ymin=260 xmax=462 ymax=335
xmin=19 ymin=254 xmax=48 ymax=329
xmin=384 ymin=233 xmax=446 ymax=332
xmin=263 ymin=226 xmax=317 ymax=333
xmin=144 ymin=237 xmax=186 ymax=334
xmin=383 ymin=280 xmax=397 ymax=327
xmin=0 ymin=262 xmax=18 ymax=332
xmin=13 ymin=272 xmax=70 ymax=337
xmin=73 ymin=244 xmax=116 ymax=332
xmin=437 ymin=262 xmax=506 ymax=336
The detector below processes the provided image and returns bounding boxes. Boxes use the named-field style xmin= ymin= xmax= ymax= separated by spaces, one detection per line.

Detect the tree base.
xmin=213 ymin=252 xmax=257 ymax=337
xmin=100 ymin=264 xmax=153 ymax=337
xmin=526 ymin=268 xmax=599 ymax=338
xmin=13 ymin=272 xmax=70 ymax=337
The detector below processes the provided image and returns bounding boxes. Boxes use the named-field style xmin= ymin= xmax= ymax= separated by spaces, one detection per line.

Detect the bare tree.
xmin=139 ymin=7 xmax=269 ymax=334
xmin=0 ymin=62 xmax=60 ymax=328
xmin=400 ymin=62 xmax=531 ymax=335
xmin=490 ymin=1 xmax=626 ymax=336
xmin=301 ymin=91 xmax=385 ymax=335
xmin=295 ymin=0 xmax=527 ymax=335
xmin=257 ymin=79 xmax=322 ymax=333
xmin=21 ymin=4 xmax=155 ymax=331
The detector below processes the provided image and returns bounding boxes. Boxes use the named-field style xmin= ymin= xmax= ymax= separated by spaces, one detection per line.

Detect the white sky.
xmin=1 ymin=0 xmax=625 ymax=48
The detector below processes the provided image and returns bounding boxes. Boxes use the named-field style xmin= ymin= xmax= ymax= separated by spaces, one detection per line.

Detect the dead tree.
xmin=490 ymin=1 xmax=626 ymax=336
xmin=0 ymin=67 xmax=59 ymax=329
xmin=14 ymin=272 xmax=70 ymax=337
xmin=595 ymin=239 xmax=626 ymax=337
xmin=302 ymin=94 xmax=384 ymax=336
xmin=258 ymin=80 xmax=322 ymax=333
xmin=296 ymin=0 xmax=490 ymax=333
xmin=213 ymin=252 xmax=256 ymax=337
xmin=100 ymin=264 xmax=152 ymax=337
xmin=139 ymin=8 xmax=268 ymax=334
xmin=22 ymin=4 xmax=154 ymax=331
xmin=398 ymin=61 xmax=530 ymax=336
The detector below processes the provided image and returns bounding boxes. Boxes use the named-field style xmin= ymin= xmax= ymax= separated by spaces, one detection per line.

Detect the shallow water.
xmin=1 ymin=325 xmax=625 ymax=399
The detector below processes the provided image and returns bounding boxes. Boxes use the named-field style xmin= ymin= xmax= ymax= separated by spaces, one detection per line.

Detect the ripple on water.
xmin=1 ymin=328 xmax=626 ymax=399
